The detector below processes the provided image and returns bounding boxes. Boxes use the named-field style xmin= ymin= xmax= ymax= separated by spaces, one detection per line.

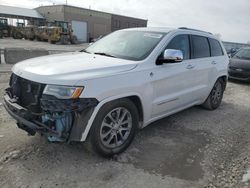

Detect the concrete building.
xmin=111 ymin=14 xmax=148 ymax=32
xmin=36 ymin=5 xmax=148 ymax=42
xmin=222 ymin=41 xmax=250 ymax=52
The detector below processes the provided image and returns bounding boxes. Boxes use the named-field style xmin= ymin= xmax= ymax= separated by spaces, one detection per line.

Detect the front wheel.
xmin=202 ymin=79 xmax=225 ymax=110
xmin=89 ymin=99 xmax=139 ymax=157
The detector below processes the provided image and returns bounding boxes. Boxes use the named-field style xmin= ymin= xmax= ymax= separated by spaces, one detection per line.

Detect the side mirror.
xmin=157 ymin=49 xmax=184 ymax=65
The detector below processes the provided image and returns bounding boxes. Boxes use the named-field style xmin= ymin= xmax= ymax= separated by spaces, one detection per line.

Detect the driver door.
xmin=151 ymin=34 xmax=197 ymax=117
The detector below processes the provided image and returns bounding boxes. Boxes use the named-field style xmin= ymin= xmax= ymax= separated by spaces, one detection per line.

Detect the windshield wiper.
xmin=80 ymin=49 xmax=90 ymax=53
xmin=93 ymin=52 xmax=117 ymax=58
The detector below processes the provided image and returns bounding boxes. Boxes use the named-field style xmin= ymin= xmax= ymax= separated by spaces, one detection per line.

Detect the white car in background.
xmin=3 ymin=27 xmax=229 ymax=157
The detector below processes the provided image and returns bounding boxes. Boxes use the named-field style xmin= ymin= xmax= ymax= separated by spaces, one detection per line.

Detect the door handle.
xmin=211 ymin=61 xmax=217 ymax=65
xmin=186 ymin=64 xmax=195 ymax=69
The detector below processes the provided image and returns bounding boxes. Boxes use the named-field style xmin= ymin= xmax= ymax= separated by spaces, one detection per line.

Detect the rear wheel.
xmin=202 ymin=79 xmax=225 ymax=110
xmin=89 ymin=99 xmax=139 ymax=157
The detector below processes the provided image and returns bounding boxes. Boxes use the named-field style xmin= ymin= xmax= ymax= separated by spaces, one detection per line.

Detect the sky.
xmin=0 ymin=0 xmax=249 ymax=43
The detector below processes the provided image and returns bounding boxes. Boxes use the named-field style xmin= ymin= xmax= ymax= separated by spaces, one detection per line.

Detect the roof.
xmin=123 ymin=27 xmax=174 ymax=33
xmin=0 ymin=5 xmax=44 ymax=19
xmin=36 ymin=5 xmax=147 ymax=21
xmin=125 ymin=27 xmax=215 ymax=37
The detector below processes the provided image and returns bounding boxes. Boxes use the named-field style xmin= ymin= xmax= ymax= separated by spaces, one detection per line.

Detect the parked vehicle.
xmin=48 ymin=21 xmax=77 ymax=44
xmin=11 ymin=25 xmax=25 ymax=39
xmin=36 ymin=26 xmax=49 ymax=41
xmin=24 ymin=25 xmax=37 ymax=41
xmin=3 ymin=27 xmax=229 ymax=157
xmin=0 ymin=18 xmax=9 ymax=38
xmin=228 ymin=47 xmax=250 ymax=82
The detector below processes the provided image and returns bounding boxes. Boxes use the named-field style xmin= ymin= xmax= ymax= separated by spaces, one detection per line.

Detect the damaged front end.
xmin=3 ymin=74 xmax=98 ymax=142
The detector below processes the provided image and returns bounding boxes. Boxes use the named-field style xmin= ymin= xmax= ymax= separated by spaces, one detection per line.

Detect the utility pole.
xmin=66 ymin=0 xmax=68 ymax=5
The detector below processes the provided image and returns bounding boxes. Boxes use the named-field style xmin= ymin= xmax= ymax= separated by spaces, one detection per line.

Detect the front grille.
xmin=7 ymin=74 xmax=46 ymax=113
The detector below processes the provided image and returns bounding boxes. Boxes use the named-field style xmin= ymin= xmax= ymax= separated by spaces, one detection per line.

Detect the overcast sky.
xmin=0 ymin=0 xmax=249 ymax=43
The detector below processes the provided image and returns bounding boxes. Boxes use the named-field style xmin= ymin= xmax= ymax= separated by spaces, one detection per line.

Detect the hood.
xmin=229 ymin=57 xmax=250 ymax=69
xmin=12 ymin=52 xmax=138 ymax=85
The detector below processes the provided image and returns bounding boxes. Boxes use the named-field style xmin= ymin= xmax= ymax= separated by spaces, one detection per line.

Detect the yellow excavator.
xmin=35 ymin=26 xmax=49 ymax=41
xmin=24 ymin=25 xmax=37 ymax=40
xmin=48 ymin=21 xmax=77 ymax=44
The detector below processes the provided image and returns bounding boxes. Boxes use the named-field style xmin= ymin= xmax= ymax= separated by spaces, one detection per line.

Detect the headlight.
xmin=43 ymin=85 xmax=84 ymax=99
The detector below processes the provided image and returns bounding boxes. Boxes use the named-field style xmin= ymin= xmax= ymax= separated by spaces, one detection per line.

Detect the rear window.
xmin=192 ymin=35 xmax=210 ymax=58
xmin=209 ymin=38 xmax=224 ymax=56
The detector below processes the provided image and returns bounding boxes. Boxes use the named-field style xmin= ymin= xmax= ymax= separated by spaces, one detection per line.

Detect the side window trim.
xmin=207 ymin=37 xmax=212 ymax=57
xmin=190 ymin=35 xmax=194 ymax=59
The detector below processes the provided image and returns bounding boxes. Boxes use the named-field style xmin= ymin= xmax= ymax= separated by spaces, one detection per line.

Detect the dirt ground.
xmin=0 ymin=72 xmax=250 ymax=188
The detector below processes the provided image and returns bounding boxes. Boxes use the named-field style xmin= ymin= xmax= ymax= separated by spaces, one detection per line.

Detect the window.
xmin=209 ymin=38 xmax=224 ymax=56
xmin=234 ymin=48 xmax=250 ymax=60
xmin=166 ymin=35 xmax=190 ymax=60
xmin=192 ymin=35 xmax=210 ymax=58
xmin=126 ymin=22 xmax=130 ymax=28
xmin=85 ymin=31 xmax=166 ymax=61
xmin=113 ymin=20 xmax=120 ymax=28
xmin=131 ymin=23 xmax=137 ymax=28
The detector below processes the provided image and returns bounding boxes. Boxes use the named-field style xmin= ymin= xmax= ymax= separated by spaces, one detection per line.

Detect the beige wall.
xmin=111 ymin=14 xmax=147 ymax=32
xmin=64 ymin=6 xmax=111 ymax=40
xmin=36 ymin=5 xmax=147 ymax=42
xmin=36 ymin=6 xmax=65 ymax=22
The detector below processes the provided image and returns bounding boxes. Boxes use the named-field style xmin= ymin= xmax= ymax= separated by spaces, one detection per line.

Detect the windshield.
xmin=84 ymin=30 xmax=166 ymax=61
xmin=234 ymin=48 xmax=250 ymax=60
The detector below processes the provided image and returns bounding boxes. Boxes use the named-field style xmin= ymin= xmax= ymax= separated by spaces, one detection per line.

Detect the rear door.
xmin=189 ymin=35 xmax=214 ymax=100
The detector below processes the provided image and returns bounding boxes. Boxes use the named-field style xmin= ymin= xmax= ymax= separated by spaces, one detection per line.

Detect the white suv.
xmin=3 ymin=27 xmax=229 ymax=157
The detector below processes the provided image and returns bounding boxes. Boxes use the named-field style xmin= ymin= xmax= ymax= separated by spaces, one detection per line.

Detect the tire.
xmin=88 ymin=98 xmax=139 ymax=157
xmin=202 ymin=79 xmax=225 ymax=110
xmin=70 ymin=35 xmax=77 ymax=44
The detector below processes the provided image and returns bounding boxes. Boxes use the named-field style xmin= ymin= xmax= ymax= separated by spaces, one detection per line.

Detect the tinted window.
xmin=192 ymin=35 xmax=210 ymax=58
xmin=234 ymin=48 xmax=250 ymax=60
xmin=209 ymin=38 xmax=224 ymax=56
xmin=166 ymin=35 xmax=190 ymax=60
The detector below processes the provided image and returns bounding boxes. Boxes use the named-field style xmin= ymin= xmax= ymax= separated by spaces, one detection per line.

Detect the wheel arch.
xmin=218 ymin=75 xmax=228 ymax=91
xmin=80 ymin=93 xmax=144 ymax=142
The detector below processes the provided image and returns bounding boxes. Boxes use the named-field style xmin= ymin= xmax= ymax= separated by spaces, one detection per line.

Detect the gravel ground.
xmin=0 ymin=72 xmax=250 ymax=188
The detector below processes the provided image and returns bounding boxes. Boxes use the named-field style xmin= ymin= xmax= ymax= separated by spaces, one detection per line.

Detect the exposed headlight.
xmin=43 ymin=85 xmax=84 ymax=99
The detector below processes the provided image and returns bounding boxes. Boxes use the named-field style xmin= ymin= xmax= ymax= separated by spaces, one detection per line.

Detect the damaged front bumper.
xmin=3 ymin=94 xmax=99 ymax=142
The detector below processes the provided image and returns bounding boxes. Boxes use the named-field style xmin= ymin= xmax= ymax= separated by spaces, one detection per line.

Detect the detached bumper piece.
xmin=4 ymin=74 xmax=99 ymax=142
xmin=3 ymin=94 xmax=59 ymax=137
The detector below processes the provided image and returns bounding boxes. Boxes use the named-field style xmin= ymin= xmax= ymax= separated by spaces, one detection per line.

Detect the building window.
xmin=114 ymin=20 xmax=121 ymax=28
xmin=132 ymin=23 xmax=137 ymax=28
xmin=113 ymin=20 xmax=117 ymax=28
xmin=126 ymin=22 xmax=130 ymax=28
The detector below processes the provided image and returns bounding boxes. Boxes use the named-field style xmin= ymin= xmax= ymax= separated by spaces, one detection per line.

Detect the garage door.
xmin=71 ymin=21 xmax=87 ymax=42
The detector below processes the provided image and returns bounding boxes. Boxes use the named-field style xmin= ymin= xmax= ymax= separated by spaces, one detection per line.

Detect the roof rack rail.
xmin=178 ymin=27 xmax=213 ymax=35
